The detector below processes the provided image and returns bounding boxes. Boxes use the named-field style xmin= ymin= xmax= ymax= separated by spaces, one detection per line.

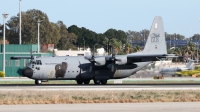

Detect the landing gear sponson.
xmin=76 ymin=79 xmax=107 ymax=85
xmin=34 ymin=79 xmax=107 ymax=85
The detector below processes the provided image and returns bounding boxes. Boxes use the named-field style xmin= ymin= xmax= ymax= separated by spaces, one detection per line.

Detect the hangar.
xmin=0 ymin=44 xmax=52 ymax=77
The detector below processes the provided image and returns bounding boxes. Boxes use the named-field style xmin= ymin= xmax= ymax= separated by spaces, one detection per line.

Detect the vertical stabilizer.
xmin=142 ymin=16 xmax=167 ymax=54
xmin=186 ymin=60 xmax=194 ymax=69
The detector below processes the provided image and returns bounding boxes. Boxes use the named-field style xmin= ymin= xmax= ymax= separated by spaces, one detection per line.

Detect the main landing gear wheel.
xmin=84 ymin=80 xmax=90 ymax=84
xmin=100 ymin=80 xmax=107 ymax=85
xmin=76 ymin=79 xmax=83 ymax=84
xmin=35 ymin=80 xmax=42 ymax=85
xmin=93 ymin=79 xmax=101 ymax=85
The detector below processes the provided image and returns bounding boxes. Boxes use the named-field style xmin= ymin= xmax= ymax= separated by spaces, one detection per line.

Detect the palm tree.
xmin=181 ymin=45 xmax=188 ymax=61
xmin=188 ymin=42 xmax=195 ymax=60
xmin=173 ymin=47 xmax=182 ymax=62
xmin=132 ymin=45 xmax=141 ymax=53
xmin=125 ymin=43 xmax=133 ymax=54
xmin=109 ymin=38 xmax=121 ymax=54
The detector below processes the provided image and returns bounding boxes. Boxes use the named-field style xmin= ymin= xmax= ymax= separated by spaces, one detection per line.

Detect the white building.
xmin=53 ymin=48 xmax=91 ymax=56
xmin=53 ymin=47 xmax=107 ymax=56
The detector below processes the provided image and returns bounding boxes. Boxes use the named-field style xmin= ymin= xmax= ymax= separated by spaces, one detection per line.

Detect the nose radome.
xmin=22 ymin=68 xmax=33 ymax=78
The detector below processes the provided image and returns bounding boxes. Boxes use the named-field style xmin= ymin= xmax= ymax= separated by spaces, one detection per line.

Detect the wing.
xmin=127 ymin=54 xmax=181 ymax=62
xmin=10 ymin=56 xmax=39 ymax=60
xmin=10 ymin=56 xmax=32 ymax=60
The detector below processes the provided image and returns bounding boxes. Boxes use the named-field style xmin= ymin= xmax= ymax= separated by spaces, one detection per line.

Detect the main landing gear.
xmin=76 ymin=79 xmax=91 ymax=85
xmin=76 ymin=79 xmax=107 ymax=85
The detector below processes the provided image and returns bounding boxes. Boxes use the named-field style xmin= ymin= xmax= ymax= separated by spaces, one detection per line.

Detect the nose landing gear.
xmin=35 ymin=80 xmax=42 ymax=85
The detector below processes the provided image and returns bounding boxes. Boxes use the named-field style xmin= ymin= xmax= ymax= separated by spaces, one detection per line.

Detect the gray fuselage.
xmin=24 ymin=56 xmax=151 ymax=80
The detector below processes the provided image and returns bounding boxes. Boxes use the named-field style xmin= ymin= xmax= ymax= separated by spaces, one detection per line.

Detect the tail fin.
xmin=186 ymin=60 xmax=194 ymax=69
xmin=142 ymin=16 xmax=167 ymax=54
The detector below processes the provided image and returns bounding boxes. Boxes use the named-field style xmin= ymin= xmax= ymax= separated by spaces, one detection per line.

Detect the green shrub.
xmin=0 ymin=71 xmax=5 ymax=77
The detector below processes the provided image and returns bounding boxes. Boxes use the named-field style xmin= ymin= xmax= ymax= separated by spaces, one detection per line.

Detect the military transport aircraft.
xmin=11 ymin=16 xmax=178 ymax=85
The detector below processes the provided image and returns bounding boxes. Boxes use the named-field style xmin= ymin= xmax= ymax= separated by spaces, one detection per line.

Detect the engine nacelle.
xmin=115 ymin=56 xmax=127 ymax=65
xmin=107 ymin=64 xmax=137 ymax=70
xmin=95 ymin=57 xmax=106 ymax=66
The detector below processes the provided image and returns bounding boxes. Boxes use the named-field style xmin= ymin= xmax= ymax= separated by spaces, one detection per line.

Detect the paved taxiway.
xmin=0 ymin=84 xmax=200 ymax=91
xmin=0 ymin=102 xmax=200 ymax=112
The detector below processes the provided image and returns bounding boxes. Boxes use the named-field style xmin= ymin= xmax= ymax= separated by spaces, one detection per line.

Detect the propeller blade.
xmin=92 ymin=50 xmax=95 ymax=57
xmin=111 ymin=64 xmax=115 ymax=72
xmin=89 ymin=65 xmax=93 ymax=73
xmin=112 ymin=47 xmax=116 ymax=57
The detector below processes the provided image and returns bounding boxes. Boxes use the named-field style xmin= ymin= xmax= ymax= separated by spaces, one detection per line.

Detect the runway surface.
xmin=0 ymin=84 xmax=200 ymax=91
xmin=0 ymin=102 xmax=200 ymax=112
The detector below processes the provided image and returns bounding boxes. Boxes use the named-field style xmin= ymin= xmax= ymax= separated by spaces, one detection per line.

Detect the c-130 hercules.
xmin=11 ymin=16 xmax=178 ymax=85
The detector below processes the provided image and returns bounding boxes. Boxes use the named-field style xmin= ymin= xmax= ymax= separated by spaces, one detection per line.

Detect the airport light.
xmin=107 ymin=39 xmax=108 ymax=54
xmin=186 ymin=39 xmax=189 ymax=62
xmin=143 ymin=30 xmax=145 ymax=46
xmin=94 ymin=44 xmax=98 ymax=55
xmin=2 ymin=13 xmax=8 ymax=74
xmin=170 ymin=35 xmax=171 ymax=49
xmin=83 ymin=38 xmax=85 ymax=51
xmin=174 ymin=33 xmax=176 ymax=49
xmin=196 ymin=42 xmax=199 ymax=63
xmin=37 ymin=19 xmax=43 ymax=53
xmin=19 ymin=0 xmax=22 ymax=44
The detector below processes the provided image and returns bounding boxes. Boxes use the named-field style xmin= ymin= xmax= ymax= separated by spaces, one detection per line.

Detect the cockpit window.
xmin=36 ymin=60 xmax=42 ymax=65
xmin=32 ymin=61 xmax=36 ymax=64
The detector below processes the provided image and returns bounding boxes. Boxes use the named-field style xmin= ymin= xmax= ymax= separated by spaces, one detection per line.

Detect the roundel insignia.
xmin=155 ymin=23 xmax=158 ymax=29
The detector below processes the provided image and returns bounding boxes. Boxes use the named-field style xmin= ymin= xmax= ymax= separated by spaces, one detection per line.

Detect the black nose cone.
xmin=22 ymin=68 xmax=33 ymax=78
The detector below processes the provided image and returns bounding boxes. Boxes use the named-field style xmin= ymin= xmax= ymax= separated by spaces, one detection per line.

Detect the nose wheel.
xmin=35 ymin=80 xmax=42 ymax=85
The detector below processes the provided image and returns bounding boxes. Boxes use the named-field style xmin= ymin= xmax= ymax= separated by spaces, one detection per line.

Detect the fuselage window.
xmin=32 ymin=61 xmax=36 ymax=65
xmin=36 ymin=60 xmax=39 ymax=65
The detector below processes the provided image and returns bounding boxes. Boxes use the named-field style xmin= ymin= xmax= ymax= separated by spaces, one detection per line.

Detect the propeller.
xmin=110 ymin=48 xmax=116 ymax=72
xmin=89 ymin=50 xmax=95 ymax=72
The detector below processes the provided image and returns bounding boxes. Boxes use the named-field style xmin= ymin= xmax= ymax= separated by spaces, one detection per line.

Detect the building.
xmin=0 ymin=44 xmax=52 ymax=77
xmin=53 ymin=47 xmax=107 ymax=56
xmin=53 ymin=48 xmax=91 ymax=56
xmin=131 ymin=40 xmax=200 ymax=49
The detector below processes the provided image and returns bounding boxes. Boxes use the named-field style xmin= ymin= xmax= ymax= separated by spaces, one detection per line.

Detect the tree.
xmin=191 ymin=34 xmax=200 ymax=41
xmin=6 ymin=9 xmax=61 ymax=45
xmin=56 ymin=21 xmax=77 ymax=50
xmin=104 ymin=29 xmax=127 ymax=44
xmin=125 ymin=43 xmax=134 ymax=54
xmin=68 ymin=25 xmax=105 ymax=50
xmin=187 ymin=42 xmax=195 ymax=60
xmin=109 ymin=38 xmax=122 ymax=54
xmin=165 ymin=33 xmax=185 ymax=41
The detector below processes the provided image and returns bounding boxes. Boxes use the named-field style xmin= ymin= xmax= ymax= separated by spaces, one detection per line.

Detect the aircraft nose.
xmin=22 ymin=68 xmax=33 ymax=78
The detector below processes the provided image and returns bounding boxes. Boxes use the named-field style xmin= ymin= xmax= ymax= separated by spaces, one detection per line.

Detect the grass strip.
xmin=1 ymin=79 xmax=200 ymax=84
xmin=0 ymin=90 xmax=200 ymax=104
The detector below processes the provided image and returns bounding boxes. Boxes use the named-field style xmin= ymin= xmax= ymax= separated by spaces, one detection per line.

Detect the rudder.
xmin=142 ymin=16 xmax=167 ymax=54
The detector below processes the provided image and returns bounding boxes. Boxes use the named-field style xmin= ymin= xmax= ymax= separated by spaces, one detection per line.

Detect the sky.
xmin=0 ymin=0 xmax=200 ymax=38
